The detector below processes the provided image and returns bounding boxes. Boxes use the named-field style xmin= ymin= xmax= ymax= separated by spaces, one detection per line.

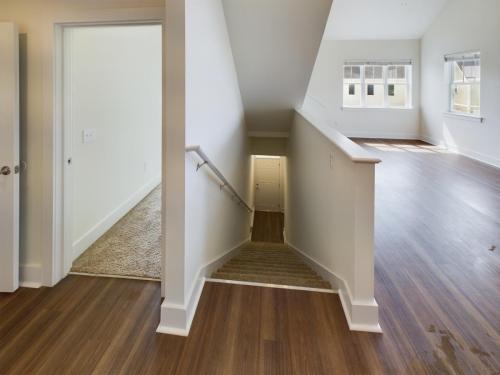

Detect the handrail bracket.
xmin=186 ymin=145 xmax=253 ymax=213
xmin=196 ymin=161 xmax=208 ymax=171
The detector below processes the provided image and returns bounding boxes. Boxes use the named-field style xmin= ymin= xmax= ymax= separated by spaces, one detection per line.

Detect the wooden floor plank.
xmin=252 ymin=211 xmax=284 ymax=243
xmin=0 ymin=139 xmax=499 ymax=374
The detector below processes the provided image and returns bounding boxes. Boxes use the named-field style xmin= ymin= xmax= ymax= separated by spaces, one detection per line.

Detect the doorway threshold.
xmin=68 ymin=271 xmax=160 ymax=282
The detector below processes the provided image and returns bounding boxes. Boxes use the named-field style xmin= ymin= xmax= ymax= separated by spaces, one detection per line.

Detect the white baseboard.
xmin=285 ymin=240 xmax=382 ymax=333
xmin=156 ymin=237 xmax=250 ymax=336
xmin=72 ymin=175 xmax=161 ymax=260
xmin=421 ymin=134 xmax=500 ymax=169
xmin=20 ymin=263 xmax=42 ymax=288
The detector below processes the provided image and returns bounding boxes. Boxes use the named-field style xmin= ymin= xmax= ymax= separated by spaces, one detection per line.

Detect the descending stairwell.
xmin=211 ymin=241 xmax=332 ymax=290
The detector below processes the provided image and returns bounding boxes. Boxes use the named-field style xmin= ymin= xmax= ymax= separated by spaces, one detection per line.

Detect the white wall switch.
xmin=82 ymin=128 xmax=97 ymax=144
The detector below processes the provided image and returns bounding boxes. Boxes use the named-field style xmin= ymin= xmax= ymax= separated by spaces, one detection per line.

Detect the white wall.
xmin=249 ymin=137 xmax=287 ymax=156
xmin=305 ymin=39 xmax=421 ymax=139
xmin=0 ymin=0 xmax=164 ymax=286
xmin=285 ymin=109 xmax=380 ymax=331
xmin=66 ymin=25 xmax=162 ymax=259
xmin=324 ymin=0 xmax=447 ymax=40
xmin=420 ymin=0 xmax=500 ymax=168
xmin=182 ymin=0 xmax=251 ymax=327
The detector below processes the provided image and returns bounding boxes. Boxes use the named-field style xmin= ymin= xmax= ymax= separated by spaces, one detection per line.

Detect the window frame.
xmin=446 ymin=54 xmax=481 ymax=117
xmin=342 ymin=62 xmax=413 ymax=110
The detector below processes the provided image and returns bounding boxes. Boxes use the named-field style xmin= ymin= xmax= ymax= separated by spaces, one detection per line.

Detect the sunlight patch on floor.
xmin=362 ymin=141 xmax=451 ymax=154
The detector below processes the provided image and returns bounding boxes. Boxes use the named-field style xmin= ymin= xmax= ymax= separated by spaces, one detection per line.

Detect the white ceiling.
xmin=324 ymin=0 xmax=448 ymax=40
xmin=222 ymin=0 xmax=333 ymax=133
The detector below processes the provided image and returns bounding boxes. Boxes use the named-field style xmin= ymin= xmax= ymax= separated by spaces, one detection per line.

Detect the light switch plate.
xmin=82 ymin=128 xmax=97 ymax=144
xmin=330 ymin=152 xmax=334 ymax=169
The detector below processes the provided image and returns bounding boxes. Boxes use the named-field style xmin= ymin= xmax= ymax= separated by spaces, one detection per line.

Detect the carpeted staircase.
xmin=211 ymin=242 xmax=331 ymax=289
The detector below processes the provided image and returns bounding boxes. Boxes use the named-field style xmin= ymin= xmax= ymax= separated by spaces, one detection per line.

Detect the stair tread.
xmin=227 ymin=259 xmax=309 ymax=267
xmin=222 ymin=262 xmax=313 ymax=272
xmin=218 ymin=266 xmax=323 ymax=279
xmin=210 ymin=242 xmax=331 ymax=290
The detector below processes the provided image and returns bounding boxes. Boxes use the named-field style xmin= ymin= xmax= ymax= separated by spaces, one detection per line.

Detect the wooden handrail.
xmin=186 ymin=145 xmax=253 ymax=212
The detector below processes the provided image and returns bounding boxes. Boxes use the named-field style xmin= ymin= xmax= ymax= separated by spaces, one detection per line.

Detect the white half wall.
xmin=285 ymin=109 xmax=381 ymax=332
xmin=65 ymin=25 xmax=162 ymax=261
xmin=158 ymin=0 xmax=251 ymax=336
xmin=420 ymin=0 xmax=500 ymax=168
xmin=305 ymin=39 xmax=421 ymax=139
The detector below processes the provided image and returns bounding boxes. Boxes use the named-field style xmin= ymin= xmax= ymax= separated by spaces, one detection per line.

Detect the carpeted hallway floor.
xmin=71 ymin=185 xmax=161 ymax=280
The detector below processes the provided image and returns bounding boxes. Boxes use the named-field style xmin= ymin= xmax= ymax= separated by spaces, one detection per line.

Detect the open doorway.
xmin=251 ymin=155 xmax=286 ymax=243
xmin=60 ymin=24 xmax=163 ymax=281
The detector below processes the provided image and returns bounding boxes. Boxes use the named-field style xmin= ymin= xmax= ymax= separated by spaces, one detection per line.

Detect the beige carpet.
xmin=211 ymin=242 xmax=331 ymax=289
xmin=71 ymin=186 xmax=161 ymax=280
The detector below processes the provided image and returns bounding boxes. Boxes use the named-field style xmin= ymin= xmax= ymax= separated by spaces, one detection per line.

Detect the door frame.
xmin=42 ymin=10 xmax=165 ymax=293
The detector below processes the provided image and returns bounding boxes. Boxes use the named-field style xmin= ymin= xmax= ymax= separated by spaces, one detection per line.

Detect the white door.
xmin=254 ymin=157 xmax=281 ymax=212
xmin=0 ymin=23 xmax=20 ymax=292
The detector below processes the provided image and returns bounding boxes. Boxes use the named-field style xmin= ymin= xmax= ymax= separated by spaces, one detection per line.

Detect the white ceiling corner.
xmin=324 ymin=0 xmax=449 ymax=40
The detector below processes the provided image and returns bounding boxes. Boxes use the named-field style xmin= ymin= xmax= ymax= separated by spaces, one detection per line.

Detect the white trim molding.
xmin=205 ymin=278 xmax=335 ymax=294
xmin=156 ymin=238 xmax=250 ymax=336
xmin=421 ymin=135 xmax=500 ymax=170
xmin=41 ymin=10 xmax=165 ymax=288
xmin=443 ymin=111 xmax=484 ymax=123
xmin=286 ymin=240 xmax=382 ymax=333
xmin=68 ymin=272 xmax=160 ymax=282
xmin=20 ymin=264 xmax=43 ymax=288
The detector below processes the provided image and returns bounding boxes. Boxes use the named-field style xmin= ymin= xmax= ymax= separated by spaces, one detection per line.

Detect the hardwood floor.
xmin=356 ymin=139 xmax=500 ymax=374
xmin=1 ymin=139 xmax=499 ymax=374
xmin=251 ymin=211 xmax=284 ymax=243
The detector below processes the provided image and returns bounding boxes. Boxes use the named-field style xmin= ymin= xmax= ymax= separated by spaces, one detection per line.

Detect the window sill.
xmin=443 ymin=112 xmax=484 ymax=123
xmin=342 ymin=106 xmax=413 ymax=112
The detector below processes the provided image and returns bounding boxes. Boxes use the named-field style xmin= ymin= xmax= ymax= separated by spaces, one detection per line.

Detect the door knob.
xmin=1 ymin=166 xmax=11 ymax=176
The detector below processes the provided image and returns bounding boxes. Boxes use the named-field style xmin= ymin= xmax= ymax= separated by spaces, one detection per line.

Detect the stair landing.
xmin=211 ymin=242 xmax=332 ymax=290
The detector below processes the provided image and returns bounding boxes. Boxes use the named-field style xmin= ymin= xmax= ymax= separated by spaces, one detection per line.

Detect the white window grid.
xmin=447 ymin=57 xmax=480 ymax=115
xmin=343 ymin=64 xmax=412 ymax=109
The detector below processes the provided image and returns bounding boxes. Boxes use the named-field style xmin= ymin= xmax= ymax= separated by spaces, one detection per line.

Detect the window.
xmin=343 ymin=62 xmax=412 ymax=109
xmin=365 ymin=65 xmax=384 ymax=107
xmin=343 ymin=65 xmax=361 ymax=107
xmin=445 ymin=52 xmax=480 ymax=116
xmin=387 ymin=65 xmax=408 ymax=108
